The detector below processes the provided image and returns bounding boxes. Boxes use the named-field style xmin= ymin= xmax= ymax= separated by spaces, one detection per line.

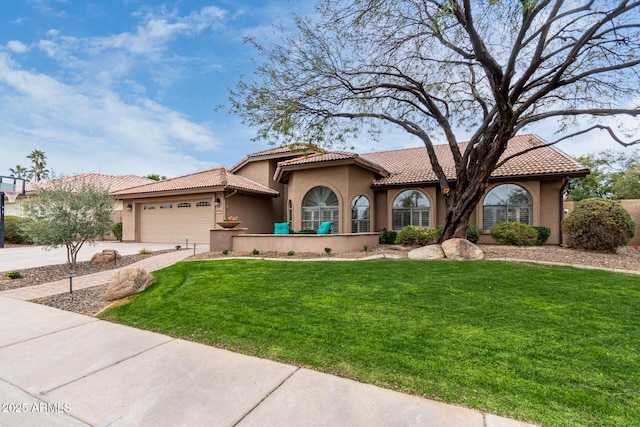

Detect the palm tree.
xmin=26 ymin=149 xmax=49 ymax=182
xmin=9 ymin=165 xmax=28 ymax=179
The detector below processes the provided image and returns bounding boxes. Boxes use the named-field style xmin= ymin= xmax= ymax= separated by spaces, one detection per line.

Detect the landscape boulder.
xmin=105 ymin=267 xmax=154 ymax=301
xmin=408 ymin=244 xmax=446 ymax=260
xmin=89 ymin=249 xmax=122 ymax=266
xmin=441 ymin=238 xmax=485 ymax=261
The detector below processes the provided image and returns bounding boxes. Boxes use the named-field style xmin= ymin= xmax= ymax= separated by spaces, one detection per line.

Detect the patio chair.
xmin=317 ymin=221 xmax=333 ymax=235
xmin=274 ymin=222 xmax=290 ymax=234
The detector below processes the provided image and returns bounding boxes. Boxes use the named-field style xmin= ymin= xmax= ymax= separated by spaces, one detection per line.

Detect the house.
xmin=4 ymin=173 xmax=155 ymax=225
xmin=113 ymin=134 xmax=589 ymax=248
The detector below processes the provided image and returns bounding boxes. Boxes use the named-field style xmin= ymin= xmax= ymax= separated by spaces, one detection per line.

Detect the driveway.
xmin=0 ymin=242 xmax=208 ymax=271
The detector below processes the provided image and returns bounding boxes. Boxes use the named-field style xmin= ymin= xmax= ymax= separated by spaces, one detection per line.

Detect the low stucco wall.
xmin=230 ymin=233 xmax=380 ymax=254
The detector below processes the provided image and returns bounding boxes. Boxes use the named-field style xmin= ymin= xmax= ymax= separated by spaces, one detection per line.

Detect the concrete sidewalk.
xmin=0 ymin=297 xmax=538 ymax=427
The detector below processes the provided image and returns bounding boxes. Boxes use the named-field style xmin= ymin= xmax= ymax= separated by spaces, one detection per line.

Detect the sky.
xmin=0 ymin=0 xmax=636 ymax=180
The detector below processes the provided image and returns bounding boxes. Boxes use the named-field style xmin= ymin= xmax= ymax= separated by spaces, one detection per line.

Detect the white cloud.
xmin=7 ymin=41 xmax=28 ymax=53
xmin=90 ymin=6 xmax=227 ymax=57
xmin=0 ymin=52 xmax=219 ymax=177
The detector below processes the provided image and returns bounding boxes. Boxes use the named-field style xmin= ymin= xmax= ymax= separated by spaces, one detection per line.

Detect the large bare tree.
xmin=229 ymin=0 xmax=640 ymax=240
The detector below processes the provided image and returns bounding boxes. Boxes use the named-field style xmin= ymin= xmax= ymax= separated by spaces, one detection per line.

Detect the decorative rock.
xmin=89 ymin=249 xmax=123 ymax=266
xmin=441 ymin=238 xmax=484 ymax=261
xmin=105 ymin=267 xmax=154 ymax=301
xmin=408 ymin=244 xmax=446 ymax=260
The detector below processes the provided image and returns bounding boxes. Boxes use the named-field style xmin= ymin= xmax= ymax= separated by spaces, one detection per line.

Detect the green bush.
xmin=287 ymin=250 xmax=295 ymax=256
xmin=466 ymin=224 xmax=483 ymax=244
xmin=5 ymin=270 xmax=21 ymax=279
xmin=381 ymin=230 xmax=397 ymax=244
xmin=435 ymin=224 xmax=482 ymax=243
xmin=251 ymin=248 xmax=260 ymax=255
xmin=562 ymin=198 xmax=636 ymax=253
xmin=3 ymin=216 xmax=34 ymax=244
xmin=532 ymin=226 xmax=551 ymax=245
xmin=395 ymin=226 xmax=437 ymax=246
xmin=112 ymin=222 xmax=123 ymax=241
xmin=490 ymin=222 xmax=537 ymax=246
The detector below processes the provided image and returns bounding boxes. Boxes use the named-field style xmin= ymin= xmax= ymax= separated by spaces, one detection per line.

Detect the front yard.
xmin=100 ymin=259 xmax=640 ymax=427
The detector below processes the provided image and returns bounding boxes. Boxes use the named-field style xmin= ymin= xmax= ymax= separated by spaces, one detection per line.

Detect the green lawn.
xmin=100 ymin=260 xmax=640 ymax=427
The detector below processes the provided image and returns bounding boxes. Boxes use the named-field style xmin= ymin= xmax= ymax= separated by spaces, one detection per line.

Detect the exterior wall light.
xmin=126 ymin=203 xmax=132 ymax=211
xmin=215 ymin=198 xmax=221 ymax=207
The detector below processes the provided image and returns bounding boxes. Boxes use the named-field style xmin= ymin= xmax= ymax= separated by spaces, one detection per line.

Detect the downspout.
xmin=221 ymin=189 xmax=239 ymax=217
xmin=225 ymin=189 xmax=238 ymax=201
xmin=559 ymin=178 xmax=569 ymax=247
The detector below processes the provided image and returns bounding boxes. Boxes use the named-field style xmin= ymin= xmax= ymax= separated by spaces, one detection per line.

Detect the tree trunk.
xmin=439 ymin=188 xmax=484 ymax=242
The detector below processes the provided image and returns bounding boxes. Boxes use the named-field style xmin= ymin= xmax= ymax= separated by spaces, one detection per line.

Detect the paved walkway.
xmin=0 ymin=242 xmax=191 ymax=271
xmin=0 ymin=248 xmax=206 ymax=301
xmin=0 ymin=251 xmax=539 ymax=427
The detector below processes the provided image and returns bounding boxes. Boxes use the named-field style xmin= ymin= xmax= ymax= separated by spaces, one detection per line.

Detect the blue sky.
xmin=0 ymin=0 xmax=633 ymax=179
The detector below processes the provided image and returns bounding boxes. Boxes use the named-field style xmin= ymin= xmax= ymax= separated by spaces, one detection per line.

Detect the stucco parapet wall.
xmin=231 ymin=233 xmax=380 ymax=254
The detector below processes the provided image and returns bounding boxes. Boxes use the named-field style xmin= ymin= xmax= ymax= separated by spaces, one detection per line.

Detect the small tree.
xmin=24 ymin=178 xmax=115 ymax=270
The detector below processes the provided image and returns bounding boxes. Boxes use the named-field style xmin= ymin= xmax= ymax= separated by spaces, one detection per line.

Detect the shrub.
xmin=324 ymin=247 xmax=332 ymax=255
xmin=139 ymin=247 xmax=151 ymax=254
xmin=251 ymin=248 xmax=260 ymax=255
xmin=466 ymin=224 xmax=483 ymax=244
xmin=562 ymin=198 xmax=636 ymax=253
xmin=395 ymin=226 xmax=437 ymax=246
xmin=5 ymin=270 xmax=21 ymax=279
xmin=362 ymin=245 xmax=370 ymax=252
xmin=490 ymin=222 xmax=537 ymax=246
xmin=435 ymin=224 xmax=482 ymax=243
xmin=381 ymin=230 xmax=397 ymax=244
xmin=532 ymin=226 xmax=551 ymax=246
xmin=4 ymin=216 xmax=34 ymax=244
xmin=222 ymin=249 xmax=229 ymax=255
xmin=112 ymin=222 xmax=123 ymax=241
xmin=287 ymin=250 xmax=295 ymax=256
xmin=175 ymin=245 xmax=182 ymax=250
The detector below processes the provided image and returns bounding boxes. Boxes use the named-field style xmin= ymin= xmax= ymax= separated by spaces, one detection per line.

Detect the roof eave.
xmin=274 ymin=157 xmax=389 ymax=184
xmin=371 ymin=169 xmax=590 ymax=189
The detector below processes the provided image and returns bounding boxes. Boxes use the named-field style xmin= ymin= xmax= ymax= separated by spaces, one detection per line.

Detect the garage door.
xmin=139 ymin=200 xmax=213 ymax=244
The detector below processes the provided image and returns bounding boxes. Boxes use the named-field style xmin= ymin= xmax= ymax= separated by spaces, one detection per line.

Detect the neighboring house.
xmin=4 ymin=173 xmax=155 ymax=225
xmin=114 ymin=134 xmax=589 ymax=245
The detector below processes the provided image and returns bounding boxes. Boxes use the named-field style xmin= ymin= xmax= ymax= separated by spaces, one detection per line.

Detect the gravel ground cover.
xmin=6 ymin=244 xmax=639 ymax=316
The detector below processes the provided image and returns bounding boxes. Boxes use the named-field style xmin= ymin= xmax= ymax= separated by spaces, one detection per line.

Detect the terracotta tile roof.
xmin=112 ymin=168 xmax=278 ymax=197
xmin=229 ymin=143 xmax=324 ymax=172
xmin=26 ymin=173 xmax=154 ymax=194
xmin=274 ymin=150 xmax=389 ymax=182
xmin=363 ymin=134 xmax=588 ymax=187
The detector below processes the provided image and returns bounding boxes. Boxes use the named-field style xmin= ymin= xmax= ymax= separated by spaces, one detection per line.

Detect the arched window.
xmin=392 ymin=190 xmax=430 ymax=229
xmin=483 ymin=184 xmax=532 ymax=230
xmin=351 ymin=196 xmax=370 ymax=233
xmin=302 ymin=186 xmax=339 ymax=233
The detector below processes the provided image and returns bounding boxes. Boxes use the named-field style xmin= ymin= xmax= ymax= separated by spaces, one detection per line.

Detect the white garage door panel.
xmin=139 ymin=202 xmax=213 ymax=244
